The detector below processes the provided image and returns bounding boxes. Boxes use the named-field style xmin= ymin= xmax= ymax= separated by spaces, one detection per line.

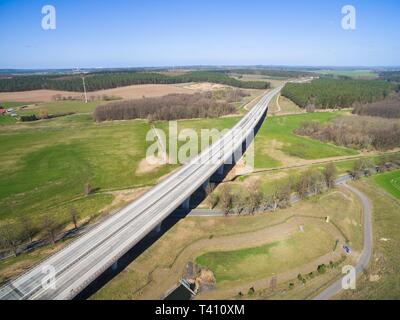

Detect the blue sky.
xmin=0 ymin=0 xmax=399 ymax=68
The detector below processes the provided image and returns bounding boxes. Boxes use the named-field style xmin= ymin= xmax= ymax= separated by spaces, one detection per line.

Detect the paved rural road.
xmin=0 ymin=86 xmax=283 ymax=300
xmin=313 ymin=182 xmax=373 ymax=300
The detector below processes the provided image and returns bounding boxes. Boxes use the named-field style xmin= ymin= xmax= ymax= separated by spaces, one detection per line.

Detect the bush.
xmin=20 ymin=114 xmax=38 ymax=122
xmin=317 ymin=264 xmax=327 ymax=274
xmin=248 ymin=287 xmax=256 ymax=295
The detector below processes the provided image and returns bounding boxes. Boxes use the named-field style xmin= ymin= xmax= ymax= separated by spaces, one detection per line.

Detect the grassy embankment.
xmin=338 ymin=175 xmax=400 ymax=299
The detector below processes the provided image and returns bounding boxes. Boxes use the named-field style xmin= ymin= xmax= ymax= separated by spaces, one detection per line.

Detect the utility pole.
xmin=82 ymin=76 xmax=88 ymax=103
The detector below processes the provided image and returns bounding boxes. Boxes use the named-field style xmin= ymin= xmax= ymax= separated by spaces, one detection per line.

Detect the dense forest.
xmin=0 ymin=71 xmax=270 ymax=92
xmin=93 ymin=92 xmax=237 ymax=122
xmin=295 ymin=116 xmax=400 ymax=151
xmin=379 ymin=71 xmax=400 ymax=83
xmin=353 ymin=94 xmax=400 ymax=119
xmin=281 ymin=78 xmax=393 ymax=109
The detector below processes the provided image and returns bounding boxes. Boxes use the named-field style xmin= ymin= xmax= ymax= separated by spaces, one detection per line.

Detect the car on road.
xmin=343 ymin=245 xmax=352 ymax=255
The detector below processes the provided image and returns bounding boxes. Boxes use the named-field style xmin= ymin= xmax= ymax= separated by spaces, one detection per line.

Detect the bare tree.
xmin=309 ymin=170 xmax=326 ymax=194
xmin=277 ymin=181 xmax=293 ymax=209
xmin=352 ymin=159 xmax=373 ymax=179
xmin=40 ymin=215 xmax=60 ymax=245
xmin=83 ymin=183 xmax=93 ymax=196
xmin=247 ymin=180 xmax=262 ymax=214
xmin=234 ymin=188 xmax=248 ymax=215
xmin=70 ymin=207 xmax=79 ymax=229
xmin=323 ymin=163 xmax=338 ymax=189
xmin=248 ymin=190 xmax=263 ymax=215
xmin=207 ymin=193 xmax=219 ymax=210
xmin=266 ymin=187 xmax=281 ymax=212
xmin=20 ymin=216 xmax=37 ymax=244
xmin=0 ymin=222 xmax=23 ymax=256
xmin=219 ymin=185 xmax=234 ymax=216
xmin=296 ymin=174 xmax=310 ymax=199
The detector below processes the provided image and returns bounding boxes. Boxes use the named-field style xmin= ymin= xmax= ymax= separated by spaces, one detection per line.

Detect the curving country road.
xmin=313 ymin=182 xmax=373 ymax=300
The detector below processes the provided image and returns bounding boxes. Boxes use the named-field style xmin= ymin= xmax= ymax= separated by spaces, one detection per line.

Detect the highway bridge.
xmin=0 ymin=86 xmax=282 ymax=300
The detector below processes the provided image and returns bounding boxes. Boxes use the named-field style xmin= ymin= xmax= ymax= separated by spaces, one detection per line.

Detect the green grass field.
xmin=0 ymin=115 xmax=16 ymax=126
xmin=0 ymin=102 xmax=34 ymax=109
xmin=0 ymin=114 xmax=171 ymax=224
xmin=0 ymin=113 xmax=242 ymax=225
xmin=254 ymin=112 xmax=359 ymax=168
xmin=195 ymin=226 xmax=334 ymax=285
xmin=17 ymin=101 xmax=102 ymax=116
xmin=315 ymin=69 xmax=378 ymax=79
xmin=373 ymin=170 xmax=400 ymax=200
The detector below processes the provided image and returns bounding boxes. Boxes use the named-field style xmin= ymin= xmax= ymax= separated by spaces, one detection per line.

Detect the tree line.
xmin=0 ymin=183 xmax=95 ymax=258
xmin=0 ymin=71 xmax=270 ymax=92
xmin=93 ymin=91 xmax=240 ymax=122
xmin=207 ymin=164 xmax=338 ymax=215
xmin=281 ymin=78 xmax=393 ymax=109
xmin=379 ymin=71 xmax=400 ymax=83
xmin=353 ymin=94 xmax=400 ymax=118
xmin=295 ymin=116 xmax=400 ymax=151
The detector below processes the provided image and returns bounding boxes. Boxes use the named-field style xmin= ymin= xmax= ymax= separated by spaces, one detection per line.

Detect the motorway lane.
xmin=0 ymin=86 xmax=282 ymax=300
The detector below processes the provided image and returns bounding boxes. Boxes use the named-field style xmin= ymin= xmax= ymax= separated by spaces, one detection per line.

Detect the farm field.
xmin=0 ymin=83 xmax=201 ymax=103
xmin=314 ymin=69 xmax=378 ymax=79
xmin=253 ymin=112 xmax=359 ymax=169
xmin=17 ymin=101 xmax=102 ymax=116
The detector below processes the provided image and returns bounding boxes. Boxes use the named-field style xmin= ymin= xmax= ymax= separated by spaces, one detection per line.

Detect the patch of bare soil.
xmin=135 ymin=156 xmax=166 ymax=175
xmin=180 ymin=82 xmax=229 ymax=91
xmin=0 ymin=90 xmax=84 ymax=102
xmin=0 ymin=84 xmax=195 ymax=103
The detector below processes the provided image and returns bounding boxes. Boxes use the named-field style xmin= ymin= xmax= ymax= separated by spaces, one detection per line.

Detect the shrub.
xmin=317 ymin=264 xmax=327 ymax=274
xmin=20 ymin=114 xmax=38 ymax=122
xmin=248 ymin=287 xmax=256 ymax=295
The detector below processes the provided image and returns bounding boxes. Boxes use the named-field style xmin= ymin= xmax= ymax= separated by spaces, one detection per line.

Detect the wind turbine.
xmin=82 ymin=76 xmax=88 ymax=103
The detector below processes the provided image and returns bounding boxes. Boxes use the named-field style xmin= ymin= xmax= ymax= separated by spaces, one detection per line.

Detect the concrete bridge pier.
xmin=181 ymin=197 xmax=190 ymax=210
xmin=155 ymin=222 xmax=162 ymax=233
xmin=201 ymin=179 xmax=209 ymax=192
xmin=217 ymin=165 xmax=224 ymax=175
xmin=111 ymin=261 xmax=118 ymax=271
